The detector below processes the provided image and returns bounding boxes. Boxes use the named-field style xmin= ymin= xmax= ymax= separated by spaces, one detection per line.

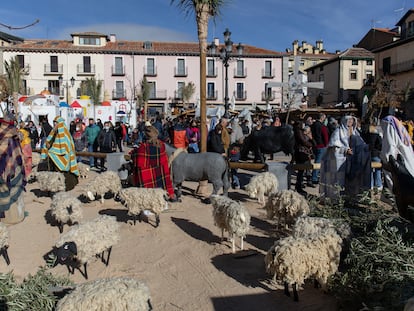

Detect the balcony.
xmin=22 ymin=64 xmax=30 ymax=75
xmin=143 ymin=66 xmax=157 ymax=77
xmin=112 ymin=89 xmax=126 ymax=99
xmin=174 ymin=67 xmax=188 ymax=77
xmin=206 ymin=67 xmax=218 ymax=77
xmin=174 ymin=90 xmax=183 ymax=100
xmin=262 ymin=68 xmax=275 ymax=78
xmin=49 ymin=87 xmax=60 ymax=96
xmin=207 ymin=90 xmax=218 ymax=100
xmin=261 ymin=91 xmax=276 ymax=101
xmin=111 ymin=65 xmax=125 ymax=76
xmin=235 ymin=91 xmax=247 ymax=101
xmin=234 ymin=68 xmax=247 ymax=78
xmin=44 ymin=64 xmax=63 ymax=75
xmin=149 ymin=90 xmax=167 ymax=100
xmin=77 ymin=64 xmax=96 ymax=75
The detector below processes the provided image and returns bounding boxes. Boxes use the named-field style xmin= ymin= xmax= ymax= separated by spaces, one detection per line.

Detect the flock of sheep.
xmin=0 ymin=154 xmax=396 ymax=308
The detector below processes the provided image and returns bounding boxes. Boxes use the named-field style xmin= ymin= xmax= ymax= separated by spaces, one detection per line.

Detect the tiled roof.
xmin=1 ymin=38 xmax=283 ymax=57
xmin=0 ymin=31 xmax=24 ymax=43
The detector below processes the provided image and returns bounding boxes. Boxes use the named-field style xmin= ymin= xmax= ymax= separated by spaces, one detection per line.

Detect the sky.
xmin=1 ymin=0 xmax=413 ymax=53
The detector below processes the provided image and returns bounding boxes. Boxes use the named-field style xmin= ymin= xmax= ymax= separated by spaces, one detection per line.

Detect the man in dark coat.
xmin=97 ymin=121 xmax=116 ymax=172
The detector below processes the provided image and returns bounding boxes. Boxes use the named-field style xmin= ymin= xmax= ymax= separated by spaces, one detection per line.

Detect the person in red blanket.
xmin=130 ymin=125 xmax=177 ymax=202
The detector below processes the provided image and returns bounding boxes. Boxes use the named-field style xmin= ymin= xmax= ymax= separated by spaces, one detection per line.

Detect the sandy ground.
xmin=0 ymin=159 xmax=338 ymax=311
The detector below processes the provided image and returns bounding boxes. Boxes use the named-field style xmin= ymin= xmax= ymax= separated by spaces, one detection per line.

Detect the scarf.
xmin=383 ymin=115 xmax=411 ymax=147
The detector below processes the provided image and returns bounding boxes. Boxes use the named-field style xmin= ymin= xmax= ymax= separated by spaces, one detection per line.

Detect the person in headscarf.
xmin=380 ymin=115 xmax=414 ymax=190
xmin=40 ymin=116 xmax=79 ymax=190
xmin=320 ymin=115 xmax=371 ymax=201
xmin=0 ymin=118 xmax=26 ymax=223
xmin=129 ymin=125 xmax=176 ymax=201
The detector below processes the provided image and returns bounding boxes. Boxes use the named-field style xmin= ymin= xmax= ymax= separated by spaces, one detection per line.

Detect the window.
xmin=236 ymin=60 xmax=245 ymax=77
xmin=352 ymin=59 xmax=358 ymax=65
xmin=236 ymin=83 xmax=245 ymax=99
xmin=264 ymin=61 xmax=273 ymax=77
xmin=176 ymin=58 xmax=186 ymax=76
xmin=207 ymin=59 xmax=216 ymax=76
xmin=319 ymin=74 xmax=324 ymax=81
xmin=264 ymin=83 xmax=273 ymax=99
xmin=146 ymin=58 xmax=155 ymax=75
xmin=148 ymin=82 xmax=156 ymax=99
xmin=50 ymin=56 xmax=58 ymax=72
xmin=176 ymin=82 xmax=184 ymax=99
xmin=114 ymin=81 xmax=124 ymax=98
xmin=79 ymin=37 xmax=101 ymax=45
xmin=83 ymin=56 xmax=91 ymax=73
xmin=366 ymin=59 xmax=373 ymax=66
xmin=320 ymin=66 xmax=324 ymax=72
xmin=383 ymin=57 xmax=391 ymax=75
xmin=349 ymin=69 xmax=358 ymax=80
xmin=17 ymin=55 xmax=24 ymax=69
xmin=408 ymin=21 xmax=414 ymax=36
xmin=365 ymin=70 xmax=373 ymax=80
xmin=114 ymin=57 xmax=124 ymax=75
xmin=207 ymin=82 xmax=216 ymax=99
xmin=48 ymin=80 xmax=60 ymax=95
xmin=143 ymin=41 xmax=152 ymax=49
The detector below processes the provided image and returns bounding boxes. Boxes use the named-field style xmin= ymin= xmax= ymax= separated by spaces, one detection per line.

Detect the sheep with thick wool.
xmin=50 ymin=191 xmax=83 ymax=233
xmin=264 ymin=190 xmax=310 ymax=229
xmin=76 ymin=162 xmax=90 ymax=179
xmin=211 ymin=195 xmax=251 ymax=253
xmin=118 ymin=187 xmax=168 ymax=227
xmin=245 ymin=172 xmax=278 ymax=205
xmin=54 ymin=215 xmax=120 ymax=279
xmin=85 ymin=171 xmax=122 ymax=203
xmin=0 ymin=222 xmax=10 ymax=265
xmin=55 ymin=276 xmax=152 ymax=311
xmin=264 ymin=216 xmax=345 ymax=301
xmin=36 ymin=171 xmax=66 ymax=193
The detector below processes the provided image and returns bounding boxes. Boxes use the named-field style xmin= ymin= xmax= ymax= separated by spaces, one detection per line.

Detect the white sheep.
xmin=85 ymin=171 xmax=122 ymax=203
xmin=264 ymin=217 xmax=345 ymax=301
xmin=54 ymin=215 xmax=120 ymax=279
xmin=76 ymin=162 xmax=90 ymax=179
xmin=293 ymin=216 xmax=351 ymax=241
xmin=50 ymin=192 xmax=83 ymax=233
xmin=0 ymin=222 xmax=10 ymax=265
xmin=118 ymin=187 xmax=168 ymax=227
xmin=55 ymin=276 xmax=152 ymax=311
xmin=264 ymin=190 xmax=310 ymax=229
xmin=245 ymin=172 xmax=278 ymax=205
xmin=36 ymin=171 xmax=66 ymax=193
xmin=211 ymin=195 xmax=251 ymax=253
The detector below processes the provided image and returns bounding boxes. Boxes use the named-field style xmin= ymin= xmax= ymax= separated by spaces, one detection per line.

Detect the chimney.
xmin=316 ymin=40 xmax=323 ymax=51
xmin=214 ymin=37 xmax=219 ymax=47
xmin=292 ymin=40 xmax=299 ymax=56
xmin=110 ymin=34 xmax=116 ymax=43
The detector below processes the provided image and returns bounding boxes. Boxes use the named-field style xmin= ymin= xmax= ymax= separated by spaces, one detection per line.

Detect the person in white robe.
xmin=320 ymin=115 xmax=371 ymax=201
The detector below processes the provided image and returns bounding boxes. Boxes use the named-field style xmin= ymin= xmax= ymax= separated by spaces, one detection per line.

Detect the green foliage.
xmin=0 ymin=266 xmax=73 ymax=311
xmin=181 ymin=81 xmax=196 ymax=106
xmin=80 ymin=77 xmax=102 ymax=105
xmin=137 ymin=76 xmax=150 ymax=107
xmin=310 ymin=192 xmax=414 ymax=310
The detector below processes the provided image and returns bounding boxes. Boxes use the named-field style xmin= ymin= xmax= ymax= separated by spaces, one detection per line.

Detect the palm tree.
xmin=137 ymin=76 xmax=151 ymax=121
xmin=182 ymin=81 xmax=196 ymax=110
xmin=80 ymin=77 xmax=103 ymax=106
xmin=4 ymin=56 xmax=27 ymax=118
xmin=171 ymin=0 xmax=226 ymax=152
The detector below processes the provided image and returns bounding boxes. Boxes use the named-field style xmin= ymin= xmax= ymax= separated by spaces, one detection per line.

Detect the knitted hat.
xmin=145 ymin=126 xmax=159 ymax=139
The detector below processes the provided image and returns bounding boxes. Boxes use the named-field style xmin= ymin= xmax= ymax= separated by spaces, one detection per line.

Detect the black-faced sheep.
xmin=0 ymin=222 xmax=10 ymax=265
xmin=211 ymin=195 xmax=250 ymax=253
xmin=85 ymin=171 xmax=122 ymax=203
xmin=245 ymin=172 xmax=278 ymax=205
xmin=264 ymin=190 xmax=310 ymax=229
xmin=117 ymin=187 xmax=168 ymax=227
xmin=50 ymin=192 xmax=83 ymax=233
xmin=36 ymin=171 xmax=66 ymax=194
xmin=76 ymin=162 xmax=90 ymax=179
xmin=55 ymin=277 xmax=153 ymax=311
xmin=54 ymin=215 xmax=120 ymax=279
xmin=264 ymin=216 xmax=346 ymax=301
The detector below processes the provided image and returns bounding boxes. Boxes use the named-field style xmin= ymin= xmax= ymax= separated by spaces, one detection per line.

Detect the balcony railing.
xmin=174 ymin=67 xmax=188 ymax=77
xmin=234 ymin=68 xmax=247 ymax=78
xmin=112 ymin=89 xmax=126 ymax=99
xmin=262 ymin=68 xmax=275 ymax=78
xmin=44 ymin=64 xmax=63 ymax=75
xmin=261 ymin=91 xmax=276 ymax=101
xmin=174 ymin=90 xmax=183 ymax=100
xmin=77 ymin=64 xmax=96 ymax=75
xmin=234 ymin=91 xmax=247 ymax=101
xmin=49 ymin=87 xmax=60 ymax=96
xmin=207 ymin=90 xmax=218 ymax=100
xmin=143 ymin=66 xmax=157 ymax=76
xmin=206 ymin=67 xmax=218 ymax=77
xmin=149 ymin=90 xmax=167 ymax=100
xmin=111 ymin=65 xmax=125 ymax=76
xmin=22 ymin=64 xmax=30 ymax=75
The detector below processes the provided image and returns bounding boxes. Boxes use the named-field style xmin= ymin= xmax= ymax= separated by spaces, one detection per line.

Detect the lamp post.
xmin=208 ymin=28 xmax=243 ymax=118
xmin=58 ymin=75 xmax=75 ymax=105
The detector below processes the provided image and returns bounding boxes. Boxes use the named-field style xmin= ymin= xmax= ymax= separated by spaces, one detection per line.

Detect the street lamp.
xmin=208 ymin=28 xmax=243 ymax=118
xmin=58 ymin=75 xmax=75 ymax=104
